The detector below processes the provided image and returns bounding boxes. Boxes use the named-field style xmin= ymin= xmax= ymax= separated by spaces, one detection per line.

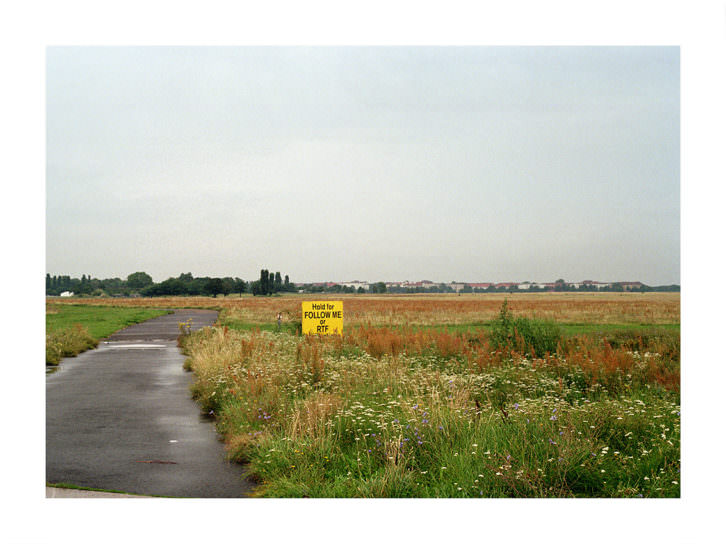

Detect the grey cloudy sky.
xmin=46 ymin=46 xmax=680 ymax=285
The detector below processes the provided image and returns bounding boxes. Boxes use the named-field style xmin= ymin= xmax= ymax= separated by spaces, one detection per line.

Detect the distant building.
xmin=60 ymin=291 xmax=74 ymax=297
xmin=517 ymin=282 xmax=533 ymax=290
xmin=468 ymin=283 xmax=492 ymax=290
xmin=495 ymin=282 xmax=518 ymax=290
xmin=340 ymin=281 xmax=369 ymax=291
xmin=582 ymin=280 xmax=608 ymax=289
xmin=619 ymin=282 xmax=644 ymax=291
xmin=304 ymin=278 xmax=646 ymax=293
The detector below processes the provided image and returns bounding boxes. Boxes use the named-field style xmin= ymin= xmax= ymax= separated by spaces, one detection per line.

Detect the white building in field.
xmin=340 ymin=281 xmax=369 ymax=291
xmin=517 ymin=282 xmax=533 ymax=290
xmin=60 ymin=291 xmax=74 ymax=297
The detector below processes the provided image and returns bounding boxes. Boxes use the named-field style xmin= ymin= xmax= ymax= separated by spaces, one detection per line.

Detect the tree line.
xmin=46 ymin=269 xmax=296 ymax=298
xmin=46 ymin=272 xmax=680 ymax=298
xmin=250 ymin=270 xmax=295 ymax=295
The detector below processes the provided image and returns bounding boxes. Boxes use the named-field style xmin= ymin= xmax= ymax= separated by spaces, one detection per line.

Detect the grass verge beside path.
xmin=182 ymin=320 xmax=680 ymax=498
xmin=46 ymin=304 xmax=171 ymax=365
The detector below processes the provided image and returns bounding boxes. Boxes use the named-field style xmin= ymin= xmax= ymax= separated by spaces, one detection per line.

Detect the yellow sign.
xmin=302 ymin=301 xmax=343 ymax=335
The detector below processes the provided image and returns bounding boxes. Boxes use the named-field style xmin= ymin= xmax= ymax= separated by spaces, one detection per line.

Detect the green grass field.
xmin=46 ymin=304 xmax=170 ymax=365
xmin=220 ymin=314 xmax=680 ymax=340
xmin=46 ymin=304 xmax=171 ymax=338
xmin=355 ymin=321 xmax=679 ymax=336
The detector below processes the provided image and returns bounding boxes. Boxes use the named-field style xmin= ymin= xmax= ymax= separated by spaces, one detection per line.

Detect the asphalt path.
xmin=46 ymin=309 xmax=255 ymax=498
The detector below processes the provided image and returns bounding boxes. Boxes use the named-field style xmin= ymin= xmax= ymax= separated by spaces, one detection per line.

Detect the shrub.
xmin=489 ymin=299 xmax=562 ymax=357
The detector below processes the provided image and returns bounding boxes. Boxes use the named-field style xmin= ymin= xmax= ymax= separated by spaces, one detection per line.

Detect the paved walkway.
xmin=45 ymin=486 xmax=153 ymax=498
xmin=46 ymin=309 xmax=255 ymax=498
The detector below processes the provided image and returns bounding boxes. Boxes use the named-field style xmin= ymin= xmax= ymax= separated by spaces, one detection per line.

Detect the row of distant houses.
xmin=307 ymin=280 xmax=645 ymax=292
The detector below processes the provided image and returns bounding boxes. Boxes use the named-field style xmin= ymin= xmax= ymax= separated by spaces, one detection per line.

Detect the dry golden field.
xmin=49 ymin=292 xmax=680 ymax=326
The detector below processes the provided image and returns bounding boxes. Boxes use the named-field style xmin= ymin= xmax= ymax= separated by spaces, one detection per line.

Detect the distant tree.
xmin=141 ymin=283 xmax=159 ymax=297
xmin=127 ymin=271 xmax=153 ymax=290
xmin=204 ymin=278 xmax=227 ymax=297
xmin=274 ymin=271 xmax=282 ymax=293
xmin=156 ymin=278 xmax=185 ymax=296
xmin=221 ymin=277 xmax=236 ymax=296
xmin=370 ymin=282 xmax=387 ymax=294
xmin=233 ymin=278 xmax=247 ymax=297
xmin=260 ymin=269 xmax=270 ymax=295
xmin=75 ymin=274 xmax=91 ymax=295
xmin=251 ymin=280 xmax=262 ymax=296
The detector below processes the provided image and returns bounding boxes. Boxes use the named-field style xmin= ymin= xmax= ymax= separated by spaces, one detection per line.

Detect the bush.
xmin=489 ymin=299 xmax=562 ymax=357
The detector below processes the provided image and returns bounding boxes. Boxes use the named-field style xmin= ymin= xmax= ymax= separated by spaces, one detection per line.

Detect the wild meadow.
xmin=179 ymin=293 xmax=680 ymax=498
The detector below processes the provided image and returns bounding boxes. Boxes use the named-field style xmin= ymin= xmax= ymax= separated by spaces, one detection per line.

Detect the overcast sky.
xmin=46 ymin=46 xmax=680 ymax=285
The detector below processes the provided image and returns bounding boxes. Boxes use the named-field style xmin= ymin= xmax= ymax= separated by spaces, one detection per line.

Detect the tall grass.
xmin=183 ymin=312 xmax=680 ymax=497
xmin=488 ymin=299 xmax=562 ymax=357
xmin=46 ymin=324 xmax=98 ymax=365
